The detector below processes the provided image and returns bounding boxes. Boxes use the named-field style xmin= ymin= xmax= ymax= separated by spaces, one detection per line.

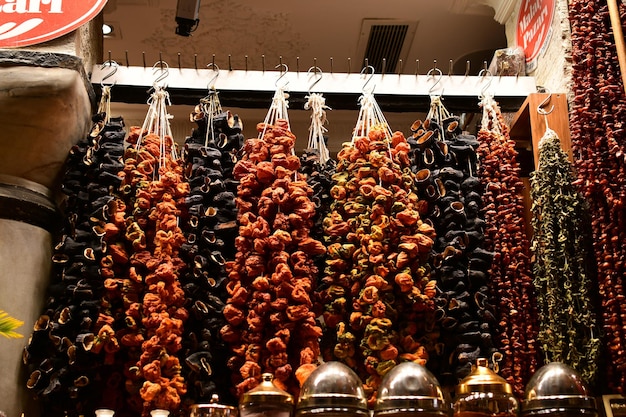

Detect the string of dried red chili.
xmin=568 ymin=0 xmax=626 ymax=392
xmin=476 ymin=95 xmax=538 ymax=398
xmin=121 ymin=126 xmax=190 ymax=414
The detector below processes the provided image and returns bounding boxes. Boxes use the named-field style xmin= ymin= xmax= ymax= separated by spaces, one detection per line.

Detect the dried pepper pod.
xmin=24 ymin=86 xmax=127 ymax=416
xmin=320 ymin=90 xmax=436 ymax=405
xmin=97 ymin=86 xmax=190 ymax=416
xmin=476 ymin=94 xmax=538 ymax=397
xmin=568 ymin=0 xmax=626 ymax=392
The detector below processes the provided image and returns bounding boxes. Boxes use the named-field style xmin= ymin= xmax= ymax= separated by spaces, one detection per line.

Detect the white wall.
xmin=504 ymin=0 xmax=573 ymax=96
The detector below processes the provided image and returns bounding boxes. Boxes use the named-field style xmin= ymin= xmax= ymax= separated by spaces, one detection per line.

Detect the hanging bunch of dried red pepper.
xmin=319 ymin=90 xmax=437 ymax=405
xmin=98 ymin=86 xmax=190 ymax=415
xmin=222 ymin=87 xmax=324 ymax=397
xmin=568 ymin=0 xmax=626 ymax=392
xmin=476 ymin=94 xmax=538 ymax=398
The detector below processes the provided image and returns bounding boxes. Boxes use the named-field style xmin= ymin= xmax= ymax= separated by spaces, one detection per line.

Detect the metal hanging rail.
xmin=90 ymin=65 xmax=537 ymax=112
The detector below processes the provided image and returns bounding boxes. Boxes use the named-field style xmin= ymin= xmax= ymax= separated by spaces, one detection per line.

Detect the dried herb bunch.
xmin=530 ymin=127 xmax=601 ymax=387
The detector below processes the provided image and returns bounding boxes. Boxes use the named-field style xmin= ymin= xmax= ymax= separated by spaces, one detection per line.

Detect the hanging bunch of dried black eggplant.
xmin=530 ymin=127 xmax=601 ymax=386
xmin=178 ymin=90 xmax=244 ymax=405
xmin=300 ymin=91 xmax=336 ymax=276
xmin=406 ymin=96 xmax=497 ymax=388
xmin=24 ymin=87 xmax=126 ymax=416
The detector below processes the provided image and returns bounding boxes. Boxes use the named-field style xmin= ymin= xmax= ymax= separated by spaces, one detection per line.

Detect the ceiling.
xmin=100 ymin=0 xmax=508 ymax=151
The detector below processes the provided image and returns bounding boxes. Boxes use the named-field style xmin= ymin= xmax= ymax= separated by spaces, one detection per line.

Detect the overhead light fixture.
xmin=102 ymin=23 xmax=113 ymax=36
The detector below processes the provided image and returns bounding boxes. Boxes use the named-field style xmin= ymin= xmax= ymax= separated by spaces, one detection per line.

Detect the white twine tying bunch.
xmin=137 ymin=86 xmax=178 ymax=178
xmin=352 ymin=92 xmax=393 ymax=143
xmin=305 ymin=92 xmax=331 ymax=166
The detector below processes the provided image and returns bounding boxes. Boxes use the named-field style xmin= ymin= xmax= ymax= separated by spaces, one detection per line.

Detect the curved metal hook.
xmin=152 ymin=60 xmax=170 ymax=86
xmin=275 ymin=63 xmax=289 ymax=88
xmin=206 ymin=62 xmax=220 ymax=90
xmin=478 ymin=68 xmax=493 ymax=99
xmin=100 ymin=60 xmax=119 ymax=88
xmin=360 ymin=65 xmax=375 ymax=93
xmin=307 ymin=66 xmax=323 ymax=94
xmin=537 ymin=88 xmax=554 ymax=115
xmin=426 ymin=67 xmax=443 ymax=96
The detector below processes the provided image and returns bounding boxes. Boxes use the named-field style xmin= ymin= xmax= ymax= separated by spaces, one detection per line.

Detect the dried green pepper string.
xmin=530 ymin=128 xmax=601 ymax=386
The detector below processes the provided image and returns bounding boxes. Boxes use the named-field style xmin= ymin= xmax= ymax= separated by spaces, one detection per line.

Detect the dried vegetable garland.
xmin=97 ymin=87 xmax=190 ymax=415
xmin=319 ymin=92 xmax=437 ymax=405
xmin=300 ymin=92 xmax=336 ymax=276
xmin=406 ymin=96 xmax=497 ymax=388
xmin=178 ymin=90 xmax=244 ymax=405
xmin=23 ymin=68 xmax=615 ymax=413
xmin=222 ymin=88 xmax=324 ymax=397
xmin=529 ymin=127 xmax=601 ymax=386
xmin=23 ymin=88 xmax=126 ymax=416
xmin=569 ymin=0 xmax=626 ymax=392
xmin=476 ymin=94 xmax=538 ymax=397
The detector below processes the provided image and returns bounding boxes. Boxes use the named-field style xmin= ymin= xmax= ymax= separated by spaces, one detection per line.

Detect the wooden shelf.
xmin=510 ymin=93 xmax=572 ymax=240
xmin=510 ymin=92 xmax=572 ymax=167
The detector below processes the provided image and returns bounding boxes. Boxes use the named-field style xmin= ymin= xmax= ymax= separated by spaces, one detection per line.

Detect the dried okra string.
xmin=530 ymin=127 xmax=601 ymax=387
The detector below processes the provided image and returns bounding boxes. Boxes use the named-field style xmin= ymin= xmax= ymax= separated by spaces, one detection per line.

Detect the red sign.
xmin=0 ymin=0 xmax=107 ymax=48
xmin=516 ymin=0 xmax=555 ymax=69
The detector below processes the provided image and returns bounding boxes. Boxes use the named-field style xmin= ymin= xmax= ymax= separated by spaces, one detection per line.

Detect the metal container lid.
xmin=190 ymin=394 xmax=239 ymax=417
xmin=522 ymin=362 xmax=597 ymax=412
xmin=240 ymin=373 xmax=295 ymax=410
xmin=296 ymin=362 xmax=368 ymax=415
xmin=374 ymin=362 xmax=448 ymax=414
xmin=456 ymin=358 xmax=513 ymax=395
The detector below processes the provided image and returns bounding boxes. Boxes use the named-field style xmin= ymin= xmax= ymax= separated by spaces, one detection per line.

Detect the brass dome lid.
xmin=240 ymin=373 xmax=294 ymax=409
xmin=456 ymin=358 xmax=513 ymax=395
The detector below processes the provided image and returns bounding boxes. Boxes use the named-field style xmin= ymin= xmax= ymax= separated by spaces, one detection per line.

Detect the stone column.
xmin=0 ymin=176 xmax=57 ymax=417
xmin=0 ymin=19 xmax=99 ymax=417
